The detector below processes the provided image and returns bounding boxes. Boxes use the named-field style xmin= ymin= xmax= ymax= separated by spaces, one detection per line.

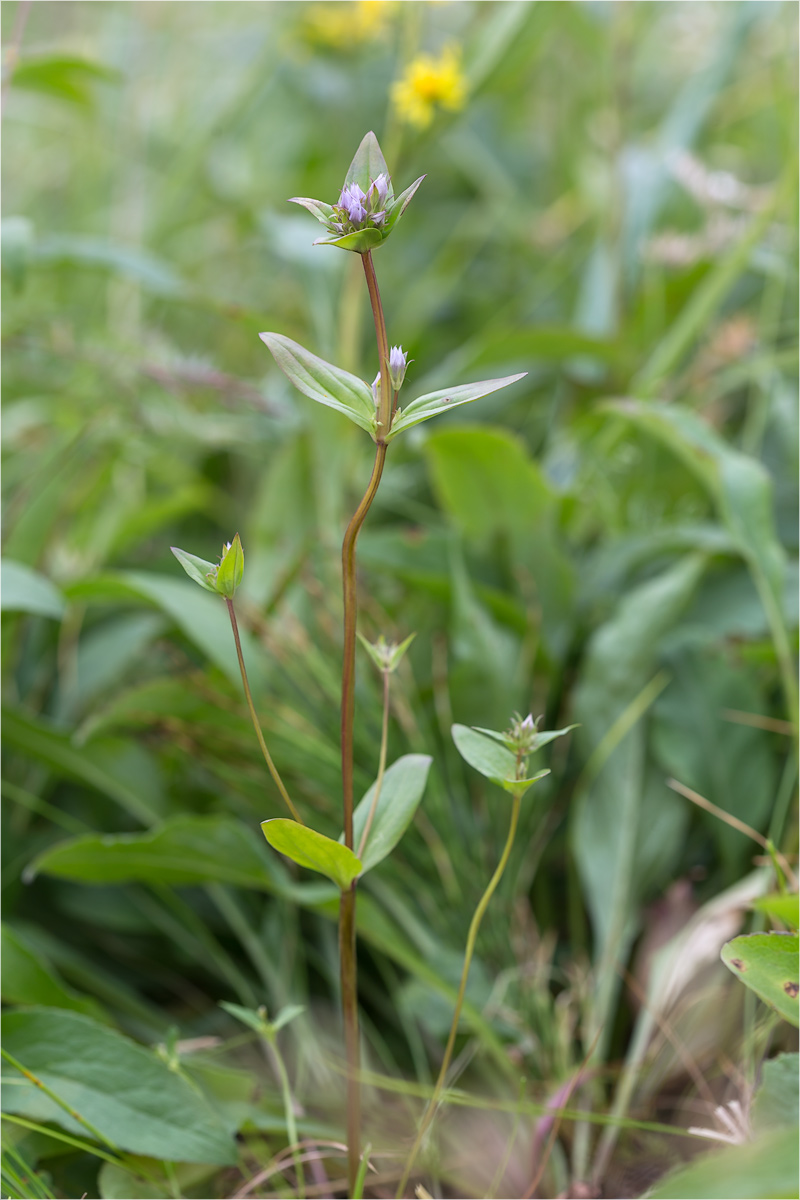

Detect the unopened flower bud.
xmin=387 ymin=345 xmax=408 ymax=391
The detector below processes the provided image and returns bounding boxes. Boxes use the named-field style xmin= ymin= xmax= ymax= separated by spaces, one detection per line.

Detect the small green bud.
xmin=171 ymin=533 xmax=244 ymax=599
xmin=215 ymin=533 xmax=244 ymax=599
xmin=357 ymin=631 xmax=416 ymax=674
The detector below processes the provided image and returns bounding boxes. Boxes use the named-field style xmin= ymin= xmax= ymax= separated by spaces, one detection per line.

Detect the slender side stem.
xmin=225 ymin=598 xmax=302 ymax=824
xmin=396 ymin=793 xmax=522 ymax=1198
xmin=270 ymin=1035 xmax=305 ymax=1200
xmin=357 ymin=669 xmax=391 ymax=859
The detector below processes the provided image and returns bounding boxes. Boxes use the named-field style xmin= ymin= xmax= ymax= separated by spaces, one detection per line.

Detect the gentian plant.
xmin=173 ymin=132 xmax=574 ymax=1196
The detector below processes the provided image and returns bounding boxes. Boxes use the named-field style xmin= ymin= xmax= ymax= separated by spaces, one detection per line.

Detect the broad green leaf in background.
xmin=10 ymin=55 xmax=119 ymax=108
xmin=259 ymin=332 xmax=377 ymax=434
xmin=721 ymin=932 xmax=799 ymax=1026
xmin=605 ymin=400 xmax=797 ymax=730
xmin=1 ymin=560 xmax=66 ymax=619
xmin=452 ymin=724 xmax=551 ymax=797
xmin=387 ymin=374 xmax=527 ymax=440
xmin=1 ymin=1008 xmax=236 ymax=1164
xmin=351 ymin=754 xmax=432 ymax=874
xmin=261 ymin=819 xmax=362 ymax=891
xmin=1 ymin=924 xmax=106 ymax=1022
xmin=98 ymin=1161 xmax=217 ymax=1200
xmin=27 ymin=815 xmax=314 ymax=899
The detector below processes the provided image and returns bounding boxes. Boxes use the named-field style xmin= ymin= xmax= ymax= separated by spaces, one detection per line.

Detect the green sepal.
xmin=261 ymin=819 xmax=362 ymax=892
xmin=170 ymin=546 xmax=217 ymax=593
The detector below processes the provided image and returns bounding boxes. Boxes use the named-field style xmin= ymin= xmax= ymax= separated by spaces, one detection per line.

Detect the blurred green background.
xmin=2 ymin=3 xmax=798 ymax=1198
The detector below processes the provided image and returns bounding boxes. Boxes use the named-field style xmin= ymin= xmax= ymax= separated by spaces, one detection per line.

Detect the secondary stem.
xmin=339 ymin=249 xmax=392 ymax=1194
xmin=357 ymin=669 xmax=390 ymax=859
xmin=225 ymin=598 xmax=303 ymax=825
xmin=396 ymin=792 xmax=522 ymax=1197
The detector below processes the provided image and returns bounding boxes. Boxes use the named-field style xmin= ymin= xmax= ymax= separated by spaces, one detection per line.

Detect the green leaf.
xmin=722 ymin=933 xmax=799 ymax=1026
xmin=313 ymin=226 xmax=384 ymax=254
xmin=451 ymin=724 xmax=550 ymax=797
xmin=169 ymin=547 xmax=217 ymax=592
xmin=287 ymin=196 xmax=335 ymax=225
xmin=1 ymin=1008 xmax=236 ymax=1164
xmin=11 ymin=55 xmax=119 ymax=108
xmin=27 ymin=815 xmax=305 ymax=898
xmin=752 ymin=894 xmax=799 ymax=931
xmin=1 ymin=560 xmax=66 ymax=619
xmin=261 ymin=819 xmax=362 ymax=892
xmin=352 ymin=754 xmax=432 ymax=874
xmin=648 ymin=1126 xmax=798 ymax=1200
xmin=259 ymin=332 xmax=377 ymax=434
xmin=387 ymin=374 xmax=527 ymax=440
xmin=752 ymin=1053 xmax=799 ymax=1135
xmin=344 ymin=131 xmax=390 ymax=195
xmin=383 ymin=176 xmax=426 ymax=234
xmin=1 ymin=924 xmax=106 ymax=1022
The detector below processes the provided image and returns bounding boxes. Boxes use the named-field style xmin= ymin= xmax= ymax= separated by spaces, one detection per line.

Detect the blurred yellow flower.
xmin=391 ymin=46 xmax=467 ymax=128
xmin=304 ymin=1 xmax=394 ymax=50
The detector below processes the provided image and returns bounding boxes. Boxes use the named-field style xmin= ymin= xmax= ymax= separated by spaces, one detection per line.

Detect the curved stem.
xmin=357 ymin=669 xmax=391 ymax=859
xmin=225 ymin=599 xmax=302 ymax=825
xmin=396 ymin=793 xmax=522 ymax=1198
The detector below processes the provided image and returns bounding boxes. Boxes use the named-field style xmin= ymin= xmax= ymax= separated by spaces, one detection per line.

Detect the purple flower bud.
xmin=521 ymin=714 xmax=535 ymax=732
xmin=368 ymin=173 xmax=390 ymax=209
xmin=371 ymin=371 xmax=381 ymax=407
xmin=388 ymin=345 xmax=408 ymax=391
xmin=338 ymin=182 xmax=369 ymax=227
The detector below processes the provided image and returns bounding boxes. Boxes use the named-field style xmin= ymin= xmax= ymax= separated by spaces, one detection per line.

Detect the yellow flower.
xmin=303 ymin=1 xmax=394 ymax=50
xmin=391 ymin=46 xmax=467 ymax=128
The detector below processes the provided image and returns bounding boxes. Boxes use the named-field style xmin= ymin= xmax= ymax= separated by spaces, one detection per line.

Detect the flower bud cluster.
xmin=330 ymin=175 xmax=391 ymax=236
xmin=506 ymin=712 xmax=541 ymax=756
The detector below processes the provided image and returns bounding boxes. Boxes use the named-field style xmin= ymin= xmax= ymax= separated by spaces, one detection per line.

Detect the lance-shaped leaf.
xmin=452 ymin=724 xmax=550 ymax=798
xmin=473 ymin=723 xmax=579 ymax=754
xmin=259 ymin=332 xmax=377 ymax=435
xmin=383 ymin=176 xmax=426 ymax=234
xmin=262 ymin=819 xmax=362 ymax=892
xmin=344 ymin=131 xmax=391 ymax=197
xmin=722 ymin=931 xmax=799 ymax=1027
xmin=387 ymin=373 xmax=527 ymax=440
xmin=170 ymin=546 xmax=217 ymax=592
xmin=350 ymin=753 xmax=432 ymax=874
xmin=287 ymin=197 xmax=335 ymax=226
xmin=313 ymin=226 xmax=385 ymax=254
